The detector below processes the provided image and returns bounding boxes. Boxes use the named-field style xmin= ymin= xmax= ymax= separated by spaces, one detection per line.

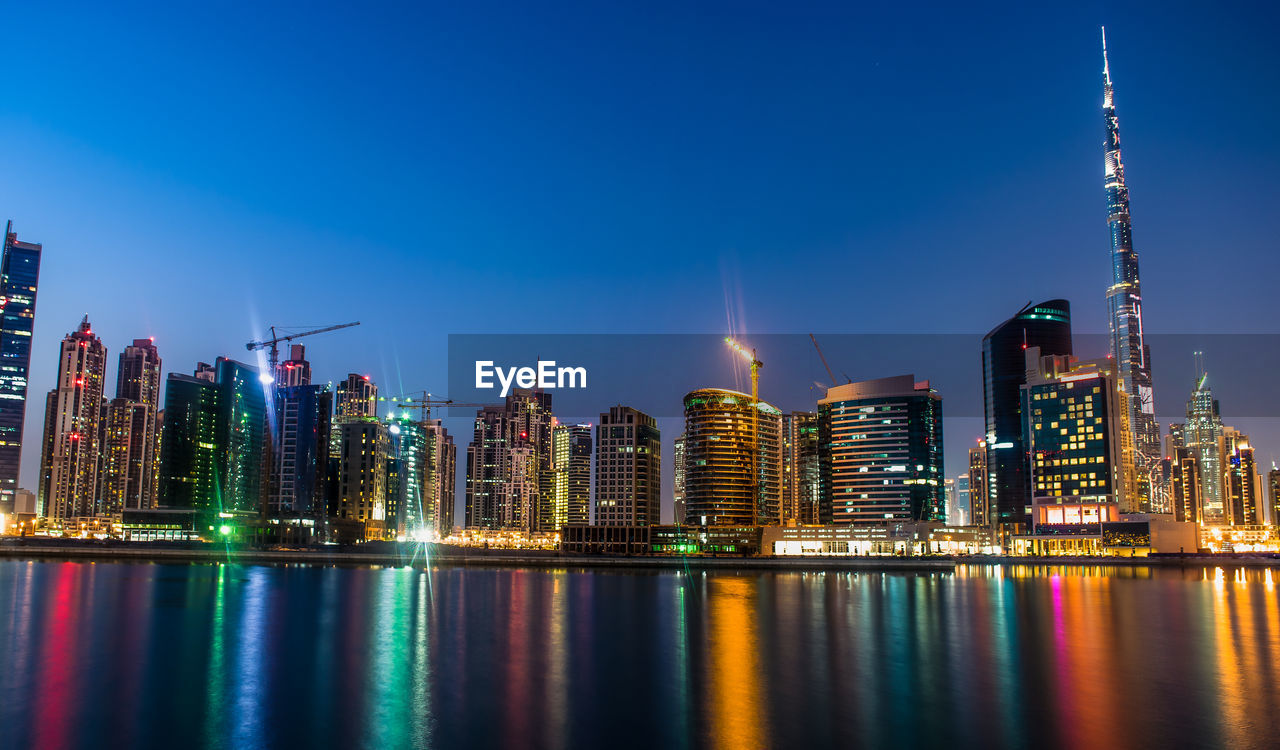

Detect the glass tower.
xmin=1102 ymin=28 xmax=1162 ymax=511
xmin=0 ymin=222 xmax=41 ymax=514
xmin=981 ymin=300 xmax=1072 ymax=532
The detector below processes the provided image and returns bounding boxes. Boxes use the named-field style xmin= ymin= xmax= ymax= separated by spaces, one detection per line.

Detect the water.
xmin=1 ymin=560 xmax=1278 ymax=750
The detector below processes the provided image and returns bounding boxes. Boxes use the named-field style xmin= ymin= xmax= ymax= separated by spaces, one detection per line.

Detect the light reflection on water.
xmin=1 ymin=561 xmax=1279 ymax=749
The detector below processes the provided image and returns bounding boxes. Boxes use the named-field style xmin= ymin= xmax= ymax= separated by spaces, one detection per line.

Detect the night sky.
xmin=2 ymin=1 xmax=1278 ymax=518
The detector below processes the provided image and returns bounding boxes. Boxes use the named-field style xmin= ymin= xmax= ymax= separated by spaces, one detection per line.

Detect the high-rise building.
xmin=423 ymin=419 xmax=456 ymax=537
xmin=1221 ymin=427 xmax=1258 ymax=526
xmin=463 ymin=390 xmax=554 ymax=531
xmin=42 ymin=317 xmax=108 ymax=523
xmin=553 ymin=422 xmax=591 ymax=527
xmin=385 ymin=412 xmax=426 ymax=538
xmin=1268 ymin=465 xmax=1280 ymax=528
xmin=335 ymin=419 xmax=389 ymax=536
xmin=968 ymin=442 xmax=990 ymax=528
xmin=157 ymin=357 xmax=267 ymax=512
xmin=594 ymin=406 xmax=661 ymax=527
xmin=100 ymin=338 xmax=162 ymax=513
xmin=1022 ymin=349 xmax=1135 ymax=530
xmin=782 ymin=412 xmax=821 ymax=524
xmin=1101 ymin=30 xmax=1162 ymax=511
xmin=683 ymin=388 xmax=783 ymax=526
xmin=956 ymin=474 xmax=971 ymax=527
xmin=268 ymin=384 xmax=331 ymax=519
xmin=981 ymin=300 xmax=1073 ymax=533
xmin=1166 ymin=423 xmax=1203 ymax=524
xmin=335 ymin=373 xmax=377 ymax=419
xmin=672 ymin=433 xmax=686 ymax=525
xmin=1184 ymin=374 xmax=1226 ymax=524
xmin=275 ymin=344 xmax=311 ymax=388
xmin=0 ymin=222 xmax=42 ymax=515
xmin=818 ymin=376 xmax=944 ymax=524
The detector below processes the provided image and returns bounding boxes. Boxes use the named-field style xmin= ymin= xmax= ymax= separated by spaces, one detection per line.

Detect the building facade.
xmin=99 ymin=338 xmax=162 ymax=512
xmin=672 ymin=433 xmax=686 ymax=525
xmin=268 ymin=384 xmax=331 ymax=519
xmin=594 ymin=406 xmax=661 ymax=527
xmin=0 ymin=222 xmax=41 ymax=516
xmin=683 ymin=388 xmax=783 ymax=526
xmin=553 ymin=422 xmax=591 ymax=527
xmin=782 ymin=411 xmax=821 ymax=524
xmin=1102 ymin=31 xmax=1162 ymax=511
xmin=818 ymin=376 xmax=945 ymax=524
xmin=41 ymin=317 xmax=108 ymax=523
xmin=981 ymin=300 xmax=1073 ymax=533
xmin=968 ymin=442 xmax=990 ymax=528
xmin=1184 ymin=375 xmax=1226 ymax=524
xmin=1221 ymin=427 xmax=1258 ymax=526
xmin=1022 ymin=349 xmax=1134 ymax=533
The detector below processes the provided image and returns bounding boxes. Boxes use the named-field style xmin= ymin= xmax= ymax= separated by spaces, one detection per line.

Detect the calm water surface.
xmin=1 ymin=560 xmax=1278 ymax=749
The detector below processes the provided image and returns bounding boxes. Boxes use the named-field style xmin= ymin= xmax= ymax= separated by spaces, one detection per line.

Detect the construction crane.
xmin=809 ymin=333 xmax=838 ymax=387
xmin=725 ymin=337 xmax=763 ymax=521
xmin=246 ymin=322 xmax=360 ymax=375
xmin=384 ymin=391 xmax=487 ymax=422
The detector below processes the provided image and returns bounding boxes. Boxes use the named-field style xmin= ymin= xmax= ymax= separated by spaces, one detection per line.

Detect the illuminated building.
xmin=99 ymin=338 xmax=162 ymax=513
xmin=956 ymin=474 xmax=971 ymax=526
xmin=1102 ymin=30 xmax=1162 ymax=511
xmin=0 ymin=222 xmax=41 ymax=517
xmin=274 ymin=344 xmax=310 ymax=388
xmin=423 ymin=419 xmax=456 ymax=537
xmin=683 ymin=388 xmax=783 ymax=526
xmin=672 ymin=433 xmax=686 ymax=524
xmin=268 ymin=384 xmax=331 ymax=520
xmin=782 ymin=411 xmax=821 ymax=524
xmin=1269 ymin=464 xmax=1280 ymax=527
xmin=335 ymin=418 xmax=389 ymax=537
xmin=385 ymin=412 xmax=425 ymax=537
xmin=1184 ymin=374 xmax=1226 ymax=524
xmin=968 ymin=442 xmax=990 ymax=528
xmin=1022 ymin=349 xmax=1134 ymax=533
xmin=594 ymin=406 xmax=660 ymax=526
xmin=1221 ymin=427 xmax=1258 ymax=526
xmin=464 ymin=390 xmax=553 ymax=531
xmin=335 ymin=373 xmax=377 ymax=418
xmin=41 ymin=317 xmax=108 ymax=523
xmin=552 ymin=421 xmax=591 ymax=526
xmin=157 ymin=357 xmax=267 ymax=513
xmin=981 ymin=300 xmax=1073 ymax=533
xmin=1166 ymin=424 xmax=1203 ymax=524
xmin=817 ymin=375 xmax=944 ymax=524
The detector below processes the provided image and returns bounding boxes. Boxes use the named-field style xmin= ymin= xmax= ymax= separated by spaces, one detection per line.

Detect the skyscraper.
xmin=1184 ymin=374 xmax=1226 ymax=524
xmin=157 ymin=357 xmax=267 ymax=513
xmin=981 ymin=300 xmax=1073 ymax=533
xmin=335 ymin=419 xmax=389 ymax=536
xmin=968 ymin=442 xmax=990 ymax=528
xmin=782 ymin=411 xmax=821 ymax=524
xmin=1268 ymin=465 xmax=1280 ymax=527
xmin=100 ymin=338 xmax=162 ymax=512
xmin=42 ymin=317 xmax=108 ymax=523
xmin=0 ymin=222 xmax=42 ymax=515
xmin=683 ymin=388 xmax=783 ymax=526
xmin=1102 ymin=29 xmax=1162 ymax=512
xmin=275 ymin=344 xmax=311 ymax=388
xmin=268 ymin=384 xmax=331 ymax=519
xmin=594 ymin=406 xmax=661 ymax=527
xmin=1022 ymin=349 xmax=1135 ymax=530
xmin=817 ymin=375 xmax=944 ymax=524
xmin=385 ymin=412 xmax=427 ymax=538
xmin=1166 ymin=423 xmax=1203 ymax=524
xmin=463 ymin=390 xmax=554 ymax=531
xmin=1221 ymin=427 xmax=1258 ymax=526
xmin=335 ymin=373 xmax=377 ymax=419
xmin=423 ymin=419 xmax=456 ymax=537
xmin=553 ymin=422 xmax=591 ymax=526
xmin=672 ymin=433 xmax=686 ymax=525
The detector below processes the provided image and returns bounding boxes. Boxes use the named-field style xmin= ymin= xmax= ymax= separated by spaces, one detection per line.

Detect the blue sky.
xmin=2 ymin=1 xmax=1278 ymax=516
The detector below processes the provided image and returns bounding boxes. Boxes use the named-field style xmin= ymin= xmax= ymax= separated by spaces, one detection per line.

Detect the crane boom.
xmin=245 ymin=321 xmax=360 ymax=374
xmin=809 ymin=333 xmax=838 ymax=387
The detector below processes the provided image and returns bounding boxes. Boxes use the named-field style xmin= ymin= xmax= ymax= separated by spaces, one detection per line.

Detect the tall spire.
xmin=1101 ymin=30 xmax=1162 ymax=512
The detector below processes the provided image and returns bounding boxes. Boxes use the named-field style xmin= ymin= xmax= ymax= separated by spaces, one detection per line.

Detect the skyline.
xmin=3 ymin=6 xmax=1280 ymax=512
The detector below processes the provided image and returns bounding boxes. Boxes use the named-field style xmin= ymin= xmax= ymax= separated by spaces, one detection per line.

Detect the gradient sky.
xmin=3 ymin=1 xmax=1278 ymax=518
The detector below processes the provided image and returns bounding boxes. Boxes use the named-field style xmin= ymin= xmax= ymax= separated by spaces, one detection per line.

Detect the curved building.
xmin=683 ymin=388 xmax=782 ymax=526
xmin=981 ymin=300 xmax=1072 ymax=532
